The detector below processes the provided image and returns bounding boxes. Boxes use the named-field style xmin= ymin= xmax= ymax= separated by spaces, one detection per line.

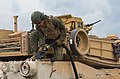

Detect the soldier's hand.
xmin=45 ymin=44 xmax=50 ymax=49
xmin=56 ymin=40 xmax=62 ymax=45
xmin=39 ymin=44 xmax=50 ymax=52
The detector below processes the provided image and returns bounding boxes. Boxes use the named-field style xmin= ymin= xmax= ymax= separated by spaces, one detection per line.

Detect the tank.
xmin=0 ymin=15 xmax=120 ymax=79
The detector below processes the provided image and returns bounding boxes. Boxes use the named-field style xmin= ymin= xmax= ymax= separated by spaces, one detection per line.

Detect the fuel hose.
xmin=49 ymin=42 xmax=79 ymax=79
xmin=62 ymin=43 xmax=79 ymax=79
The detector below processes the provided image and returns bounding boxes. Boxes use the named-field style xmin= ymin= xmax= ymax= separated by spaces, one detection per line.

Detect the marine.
xmin=30 ymin=11 xmax=66 ymax=60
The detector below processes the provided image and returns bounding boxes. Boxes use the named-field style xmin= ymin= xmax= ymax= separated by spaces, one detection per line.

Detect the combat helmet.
xmin=31 ymin=11 xmax=47 ymax=24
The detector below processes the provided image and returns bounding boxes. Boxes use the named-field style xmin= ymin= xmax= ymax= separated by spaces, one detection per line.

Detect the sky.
xmin=0 ymin=0 xmax=120 ymax=38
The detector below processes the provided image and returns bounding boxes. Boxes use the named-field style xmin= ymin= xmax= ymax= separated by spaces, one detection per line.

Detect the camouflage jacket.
xmin=30 ymin=16 xmax=66 ymax=53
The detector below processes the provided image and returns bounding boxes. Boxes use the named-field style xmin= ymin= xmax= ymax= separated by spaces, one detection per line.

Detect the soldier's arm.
xmin=58 ymin=22 xmax=67 ymax=42
xmin=51 ymin=17 xmax=67 ymax=42
xmin=30 ymin=31 xmax=39 ymax=53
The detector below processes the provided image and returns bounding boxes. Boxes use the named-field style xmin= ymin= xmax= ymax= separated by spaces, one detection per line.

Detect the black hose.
xmin=49 ymin=42 xmax=79 ymax=79
xmin=62 ymin=43 xmax=79 ymax=79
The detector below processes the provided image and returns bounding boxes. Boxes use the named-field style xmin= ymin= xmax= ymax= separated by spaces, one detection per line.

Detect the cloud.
xmin=11 ymin=0 xmax=20 ymax=15
xmin=0 ymin=0 xmax=120 ymax=38
xmin=0 ymin=0 xmax=12 ymax=15
xmin=0 ymin=0 xmax=44 ymax=31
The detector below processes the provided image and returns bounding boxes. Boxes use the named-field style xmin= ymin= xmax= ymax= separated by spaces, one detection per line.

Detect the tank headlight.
xmin=19 ymin=61 xmax=37 ymax=77
xmin=21 ymin=62 xmax=30 ymax=75
xmin=9 ymin=61 xmax=19 ymax=73
xmin=1 ymin=62 xmax=9 ymax=73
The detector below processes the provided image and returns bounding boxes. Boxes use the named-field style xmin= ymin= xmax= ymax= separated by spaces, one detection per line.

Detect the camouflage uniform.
xmin=30 ymin=16 xmax=66 ymax=60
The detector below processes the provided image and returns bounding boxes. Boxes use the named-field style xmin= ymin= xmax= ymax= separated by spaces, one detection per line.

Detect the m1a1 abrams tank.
xmin=0 ymin=15 xmax=120 ymax=79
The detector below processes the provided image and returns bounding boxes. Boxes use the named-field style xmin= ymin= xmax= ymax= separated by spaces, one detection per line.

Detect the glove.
xmin=39 ymin=44 xmax=50 ymax=52
xmin=56 ymin=40 xmax=62 ymax=45
xmin=45 ymin=44 xmax=50 ymax=49
xmin=35 ymin=52 xmax=45 ymax=59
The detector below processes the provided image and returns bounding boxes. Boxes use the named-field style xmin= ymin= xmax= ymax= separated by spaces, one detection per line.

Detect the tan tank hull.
xmin=56 ymin=14 xmax=120 ymax=69
xmin=83 ymin=38 xmax=120 ymax=68
xmin=69 ymin=29 xmax=120 ymax=68
xmin=0 ymin=29 xmax=13 ymax=39
xmin=0 ymin=60 xmax=120 ymax=79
